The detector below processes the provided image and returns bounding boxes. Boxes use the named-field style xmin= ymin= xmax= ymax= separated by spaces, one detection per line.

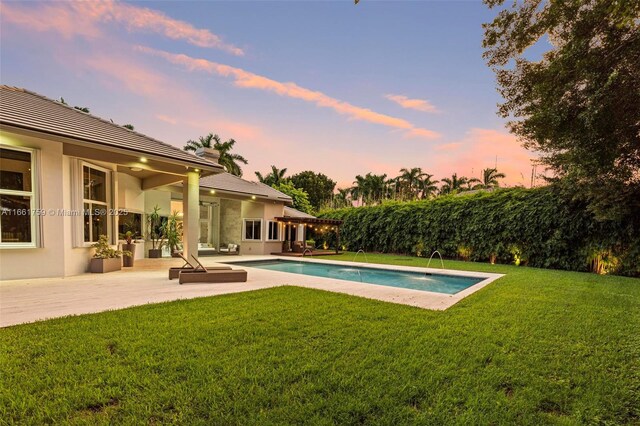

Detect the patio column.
xmin=182 ymin=171 xmax=200 ymax=260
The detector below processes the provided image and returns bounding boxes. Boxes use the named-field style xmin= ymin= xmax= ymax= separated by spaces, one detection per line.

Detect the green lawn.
xmin=1 ymin=255 xmax=639 ymax=425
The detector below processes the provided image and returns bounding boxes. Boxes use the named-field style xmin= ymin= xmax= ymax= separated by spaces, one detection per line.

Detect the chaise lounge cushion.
xmin=178 ymin=269 xmax=247 ymax=284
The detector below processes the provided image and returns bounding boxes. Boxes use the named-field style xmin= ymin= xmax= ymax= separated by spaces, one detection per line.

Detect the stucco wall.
xmin=1 ymin=133 xmax=68 ymax=279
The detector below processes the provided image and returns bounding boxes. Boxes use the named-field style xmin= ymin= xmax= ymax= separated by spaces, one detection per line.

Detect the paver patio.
xmin=0 ymin=256 xmax=502 ymax=327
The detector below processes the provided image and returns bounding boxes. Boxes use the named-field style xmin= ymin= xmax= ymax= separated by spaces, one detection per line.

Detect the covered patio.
xmin=271 ymin=216 xmax=344 ymax=256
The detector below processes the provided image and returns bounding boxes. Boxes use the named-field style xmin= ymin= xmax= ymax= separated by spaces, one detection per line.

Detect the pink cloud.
xmin=1 ymin=1 xmax=243 ymax=55
xmin=137 ymin=46 xmax=441 ymax=140
xmin=1 ymin=2 xmax=102 ymax=39
xmin=385 ymin=94 xmax=439 ymax=113
xmin=431 ymin=128 xmax=536 ymax=186
xmin=156 ymin=114 xmax=178 ymax=125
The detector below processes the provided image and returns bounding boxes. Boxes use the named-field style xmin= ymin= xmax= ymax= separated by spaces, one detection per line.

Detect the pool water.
xmin=226 ymin=259 xmax=483 ymax=295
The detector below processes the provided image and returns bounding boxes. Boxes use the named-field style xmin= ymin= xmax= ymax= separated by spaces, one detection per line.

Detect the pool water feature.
xmin=225 ymin=259 xmax=484 ymax=295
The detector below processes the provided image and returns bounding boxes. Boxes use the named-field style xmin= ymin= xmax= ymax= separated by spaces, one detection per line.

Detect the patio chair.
xmin=178 ymin=255 xmax=247 ymax=285
xmin=169 ymin=252 xmax=231 ymax=279
xmin=219 ymin=243 xmax=240 ymax=255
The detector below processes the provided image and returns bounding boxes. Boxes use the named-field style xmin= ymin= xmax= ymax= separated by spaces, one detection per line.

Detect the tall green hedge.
xmin=318 ymin=187 xmax=640 ymax=276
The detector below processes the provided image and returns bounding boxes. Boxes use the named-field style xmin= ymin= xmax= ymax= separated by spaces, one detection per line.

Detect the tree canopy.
xmin=483 ymin=0 xmax=640 ymax=220
xmin=289 ymin=171 xmax=336 ymax=211
xmin=272 ymin=182 xmax=314 ymax=215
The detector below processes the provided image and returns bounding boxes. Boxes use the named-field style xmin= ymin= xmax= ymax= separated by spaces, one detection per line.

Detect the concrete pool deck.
xmin=0 ymin=256 xmax=503 ymax=327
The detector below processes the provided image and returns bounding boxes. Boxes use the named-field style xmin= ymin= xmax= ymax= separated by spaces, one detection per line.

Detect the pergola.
xmin=273 ymin=216 xmax=344 ymax=254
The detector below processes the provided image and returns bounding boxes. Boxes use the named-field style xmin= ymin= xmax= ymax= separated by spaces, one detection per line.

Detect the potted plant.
xmin=147 ymin=205 xmax=165 ymax=258
xmin=90 ymin=235 xmax=131 ymax=273
xmin=164 ymin=210 xmax=183 ymax=256
xmin=121 ymin=230 xmax=136 ymax=267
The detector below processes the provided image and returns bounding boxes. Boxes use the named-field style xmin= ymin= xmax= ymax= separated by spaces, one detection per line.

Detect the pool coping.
xmin=223 ymin=256 xmax=504 ymax=310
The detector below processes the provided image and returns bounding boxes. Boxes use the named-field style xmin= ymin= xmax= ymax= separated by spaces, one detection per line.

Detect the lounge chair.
xmin=219 ymin=243 xmax=240 ymax=255
xmin=169 ymin=252 xmax=230 ymax=279
xmin=178 ymin=255 xmax=247 ymax=284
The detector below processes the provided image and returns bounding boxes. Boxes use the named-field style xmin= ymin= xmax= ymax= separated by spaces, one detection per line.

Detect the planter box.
xmin=90 ymin=258 xmax=122 ymax=273
xmin=148 ymin=248 xmax=163 ymax=258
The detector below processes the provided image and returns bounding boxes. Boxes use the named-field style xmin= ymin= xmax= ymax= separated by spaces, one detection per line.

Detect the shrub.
xmin=319 ymin=187 xmax=639 ymax=276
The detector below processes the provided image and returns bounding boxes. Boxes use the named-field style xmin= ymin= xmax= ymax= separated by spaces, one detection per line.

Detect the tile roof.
xmin=283 ymin=206 xmax=316 ymax=218
xmin=0 ymin=86 xmax=222 ymax=171
xmin=199 ymin=172 xmax=292 ymax=203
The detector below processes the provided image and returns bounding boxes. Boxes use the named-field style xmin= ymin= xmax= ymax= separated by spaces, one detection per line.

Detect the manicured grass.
xmin=1 ymin=254 xmax=639 ymax=424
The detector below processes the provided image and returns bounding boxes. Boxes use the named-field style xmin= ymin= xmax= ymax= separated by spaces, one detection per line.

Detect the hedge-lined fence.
xmin=317 ymin=187 xmax=640 ymax=276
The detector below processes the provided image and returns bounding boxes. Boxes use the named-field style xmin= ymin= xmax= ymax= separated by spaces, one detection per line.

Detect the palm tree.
xmin=367 ymin=173 xmax=387 ymax=205
xmin=481 ymin=168 xmax=506 ymax=188
xmin=440 ymin=173 xmax=470 ymax=195
xmin=184 ymin=133 xmax=248 ymax=177
xmin=419 ymin=174 xmax=439 ymax=199
xmin=332 ymin=188 xmax=352 ymax=208
xmin=351 ymin=175 xmax=370 ymax=206
xmin=255 ymin=165 xmax=288 ymax=186
xmin=397 ymin=167 xmax=425 ymax=200
xmin=466 ymin=177 xmax=482 ymax=190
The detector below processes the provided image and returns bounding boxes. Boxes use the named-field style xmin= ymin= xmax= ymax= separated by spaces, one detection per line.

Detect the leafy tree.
xmin=123 ymin=124 xmax=135 ymax=131
xmin=483 ymin=0 xmax=640 ymax=220
xmin=184 ymin=133 xmax=248 ymax=177
xmin=272 ymin=182 xmax=314 ymax=215
xmin=289 ymin=171 xmax=336 ymax=211
xmin=255 ymin=166 xmax=287 ymax=186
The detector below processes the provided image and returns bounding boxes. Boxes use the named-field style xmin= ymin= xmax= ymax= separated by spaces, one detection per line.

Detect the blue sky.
xmin=1 ymin=1 xmax=536 ymax=187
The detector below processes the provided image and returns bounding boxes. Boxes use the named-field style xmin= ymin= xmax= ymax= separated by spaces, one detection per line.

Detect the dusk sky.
xmin=1 ymin=0 xmax=539 ymax=188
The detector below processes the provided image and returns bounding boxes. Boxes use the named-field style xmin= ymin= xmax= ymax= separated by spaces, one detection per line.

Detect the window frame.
xmin=81 ymin=162 xmax=112 ymax=246
xmin=242 ymin=218 xmax=263 ymax=242
xmin=266 ymin=220 xmax=282 ymax=242
xmin=0 ymin=145 xmax=38 ymax=249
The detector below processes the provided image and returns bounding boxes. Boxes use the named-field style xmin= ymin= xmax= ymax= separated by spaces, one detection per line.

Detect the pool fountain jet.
xmin=426 ymin=250 xmax=445 ymax=271
xmin=302 ymin=248 xmax=313 ymax=257
xmin=352 ymin=249 xmax=369 ymax=264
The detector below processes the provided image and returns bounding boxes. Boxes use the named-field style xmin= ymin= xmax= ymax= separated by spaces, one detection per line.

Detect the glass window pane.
xmin=245 ymin=221 xmax=253 ymax=240
xmin=254 ymin=221 xmax=261 ymax=240
xmin=118 ymin=212 xmax=142 ymax=239
xmin=0 ymin=194 xmax=32 ymax=243
xmin=0 ymin=148 xmax=32 ymax=192
xmin=84 ymin=203 xmax=91 ymax=242
xmin=88 ymin=168 xmax=107 ymax=202
xmin=83 ymin=167 xmax=91 ymax=200
xmin=92 ymin=205 xmax=107 ymax=242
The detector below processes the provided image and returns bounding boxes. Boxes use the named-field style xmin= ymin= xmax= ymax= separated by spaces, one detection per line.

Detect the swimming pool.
xmin=225 ymin=259 xmax=484 ymax=295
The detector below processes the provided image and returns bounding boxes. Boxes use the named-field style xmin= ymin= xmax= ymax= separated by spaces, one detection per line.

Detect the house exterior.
xmin=0 ymin=86 xmax=297 ymax=280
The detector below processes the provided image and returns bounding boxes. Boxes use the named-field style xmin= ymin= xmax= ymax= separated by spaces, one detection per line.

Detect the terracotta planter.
xmin=90 ymin=257 xmax=122 ymax=273
xmin=122 ymin=244 xmax=136 ymax=267
xmin=148 ymin=248 xmax=163 ymax=258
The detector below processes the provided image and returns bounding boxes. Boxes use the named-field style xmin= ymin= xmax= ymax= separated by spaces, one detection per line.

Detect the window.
xmin=118 ymin=212 xmax=143 ymax=239
xmin=82 ymin=164 xmax=110 ymax=243
xmin=267 ymin=220 xmax=281 ymax=241
xmin=0 ymin=146 xmax=36 ymax=247
xmin=243 ymin=219 xmax=262 ymax=241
